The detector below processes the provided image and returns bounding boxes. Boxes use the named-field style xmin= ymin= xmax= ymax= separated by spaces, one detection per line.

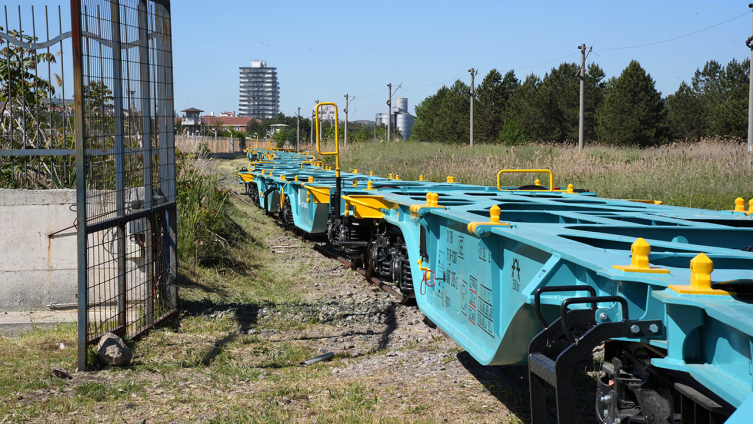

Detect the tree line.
xmin=411 ymin=58 xmax=751 ymax=146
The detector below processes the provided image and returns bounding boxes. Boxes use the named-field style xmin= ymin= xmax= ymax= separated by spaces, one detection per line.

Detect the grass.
xmin=318 ymin=138 xmax=753 ymax=211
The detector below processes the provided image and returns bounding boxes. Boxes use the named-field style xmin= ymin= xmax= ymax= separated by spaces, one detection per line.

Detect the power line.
xmin=357 ymin=88 xmax=388 ymax=98
xmin=595 ymin=10 xmax=751 ymax=51
xmin=512 ymin=52 xmax=579 ymax=71
xmin=405 ymin=74 xmax=466 ymax=88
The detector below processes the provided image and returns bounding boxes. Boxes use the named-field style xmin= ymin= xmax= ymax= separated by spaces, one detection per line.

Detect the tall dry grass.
xmin=324 ymin=139 xmax=753 ymax=210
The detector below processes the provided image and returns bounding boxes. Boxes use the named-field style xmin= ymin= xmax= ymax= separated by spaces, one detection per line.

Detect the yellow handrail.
xmin=315 ymin=102 xmax=340 ymax=177
xmin=249 ymin=161 xmax=277 ymax=171
xmin=294 ymin=154 xmax=314 ymax=161
xmin=301 ymin=159 xmax=324 ymax=170
xmin=497 ymin=169 xmax=554 ymax=191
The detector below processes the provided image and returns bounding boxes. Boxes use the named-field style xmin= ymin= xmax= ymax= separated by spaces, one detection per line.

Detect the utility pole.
xmin=468 ymin=68 xmax=477 ymax=147
xmin=310 ymin=110 xmax=315 ymax=145
xmin=296 ymin=107 xmax=300 ymax=151
xmin=344 ymin=94 xmax=354 ymax=147
xmin=578 ymin=44 xmax=586 ymax=152
xmin=747 ymin=4 xmax=753 ymax=154
xmin=387 ymin=83 xmax=392 ymax=143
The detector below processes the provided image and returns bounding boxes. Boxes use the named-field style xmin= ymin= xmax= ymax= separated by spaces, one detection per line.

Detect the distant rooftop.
xmin=181 ymin=107 xmax=203 ymax=113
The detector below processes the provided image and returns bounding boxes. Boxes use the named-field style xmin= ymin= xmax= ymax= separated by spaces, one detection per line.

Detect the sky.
xmin=11 ymin=1 xmax=753 ymax=121
xmin=169 ymin=0 xmax=753 ymax=120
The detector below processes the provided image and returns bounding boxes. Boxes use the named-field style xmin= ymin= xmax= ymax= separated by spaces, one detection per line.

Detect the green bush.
xmin=497 ymin=120 xmax=527 ymax=145
xmin=176 ymin=152 xmax=231 ymax=266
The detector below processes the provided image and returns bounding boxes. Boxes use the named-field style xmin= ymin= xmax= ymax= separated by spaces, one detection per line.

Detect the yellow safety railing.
xmin=497 ymin=169 xmax=554 ymax=191
xmin=248 ymin=161 xmax=277 ymax=171
xmin=294 ymin=154 xmax=314 ymax=161
xmin=301 ymin=159 xmax=324 ymax=170
xmin=315 ymin=102 xmax=340 ymax=177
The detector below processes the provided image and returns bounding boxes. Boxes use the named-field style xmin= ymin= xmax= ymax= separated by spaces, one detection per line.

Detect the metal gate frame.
xmin=70 ymin=0 xmax=177 ymax=371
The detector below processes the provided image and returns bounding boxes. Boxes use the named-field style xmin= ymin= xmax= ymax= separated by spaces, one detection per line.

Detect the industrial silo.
xmin=396 ymin=113 xmax=415 ymax=140
xmin=394 ymin=97 xmax=408 ymax=114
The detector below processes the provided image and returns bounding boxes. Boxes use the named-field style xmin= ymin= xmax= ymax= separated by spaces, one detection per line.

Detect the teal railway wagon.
xmin=236 ymin=103 xmax=753 ymax=424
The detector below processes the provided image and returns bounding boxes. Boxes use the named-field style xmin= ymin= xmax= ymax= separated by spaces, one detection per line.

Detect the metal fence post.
xmin=70 ymin=0 xmax=88 ymax=372
xmin=155 ymin=2 xmax=178 ymax=311
xmin=109 ymin=0 xmax=128 ymax=332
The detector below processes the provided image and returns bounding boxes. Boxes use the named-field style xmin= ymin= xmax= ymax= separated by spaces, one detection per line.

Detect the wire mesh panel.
xmin=71 ymin=0 xmax=176 ymax=370
xmin=0 ymin=5 xmax=76 ymax=189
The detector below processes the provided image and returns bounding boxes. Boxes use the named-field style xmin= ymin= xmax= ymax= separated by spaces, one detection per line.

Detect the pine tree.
xmin=665 ymin=81 xmax=704 ymax=141
xmin=708 ymin=58 xmax=749 ymax=139
xmin=584 ymin=63 xmax=607 ymax=141
xmin=412 ymin=81 xmax=469 ymax=143
xmin=411 ymin=86 xmax=448 ymax=141
xmin=504 ymin=73 xmax=544 ymax=142
xmin=596 ymin=60 xmax=668 ymax=146
xmin=475 ymin=69 xmax=518 ymax=143
xmin=437 ymin=80 xmax=470 ymax=143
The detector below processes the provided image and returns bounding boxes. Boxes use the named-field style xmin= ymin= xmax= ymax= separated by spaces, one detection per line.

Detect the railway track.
xmin=233 ymin=188 xmax=564 ymax=423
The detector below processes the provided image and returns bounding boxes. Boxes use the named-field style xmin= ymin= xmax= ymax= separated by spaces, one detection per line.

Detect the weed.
xmin=332 ymin=139 xmax=753 ymax=210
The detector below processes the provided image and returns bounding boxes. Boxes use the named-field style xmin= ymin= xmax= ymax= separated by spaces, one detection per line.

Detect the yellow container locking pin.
xmin=261 ymin=170 xmax=266 ymax=175
xmin=353 ymin=169 xmax=358 ymax=174
xmin=294 ymin=175 xmax=299 ymax=182
xmin=280 ymin=175 xmax=286 ymax=181
xmin=419 ymin=175 xmax=424 ymax=181
xmin=389 ymin=173 xmax=393 ymax=180
xmin=489 ymin=204 xmax=501 ymax=223
xmin=447 ymin=176 xmax=455 ymax=184
xmin=670 ymin=253 xmax=735 ymax=295
xmin=352 ymin=180 xmax=358 ymax=187
xmin=467 ymin=205 xmax=511 ymax=235
xmin=735 ymin=197 xmax=745 ymax=212
xmin=396 ymin=174 xmax=400 ymax=181
xmin=409 ymin=192 xmax=446 ymax=214
xmin=535 ymin=178 xmax=541 ymax=186
xmin=567 ymin=184 xmax=574 ymax=193
xmin=308 ymin=176 xmax=314 ymax=183
xmin=369 ymin=171 xmax=374 ymax=176
xmin=612 ymin=238 xmax=669 ymax=274
xmin=366 ymin=180 xmax=373 ymax=190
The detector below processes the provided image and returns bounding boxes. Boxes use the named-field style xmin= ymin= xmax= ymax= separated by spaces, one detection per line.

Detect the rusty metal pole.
xmin=70 ymin=0 xmax=88 ymax=372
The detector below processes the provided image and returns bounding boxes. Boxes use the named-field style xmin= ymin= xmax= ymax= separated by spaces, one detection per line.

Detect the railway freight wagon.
xmin=236 ymin=102 xmax=753 ymax=424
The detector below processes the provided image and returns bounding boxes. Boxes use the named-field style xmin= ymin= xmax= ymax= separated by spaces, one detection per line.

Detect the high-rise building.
xmin=239 ymin=60 xmax=279 ymax=119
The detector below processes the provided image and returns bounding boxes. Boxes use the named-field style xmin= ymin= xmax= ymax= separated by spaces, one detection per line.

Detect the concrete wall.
xmin=0 ymin=189 xmax=78 ymax=311
xmin=1 ymin=189 xmax=150 ymax=312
